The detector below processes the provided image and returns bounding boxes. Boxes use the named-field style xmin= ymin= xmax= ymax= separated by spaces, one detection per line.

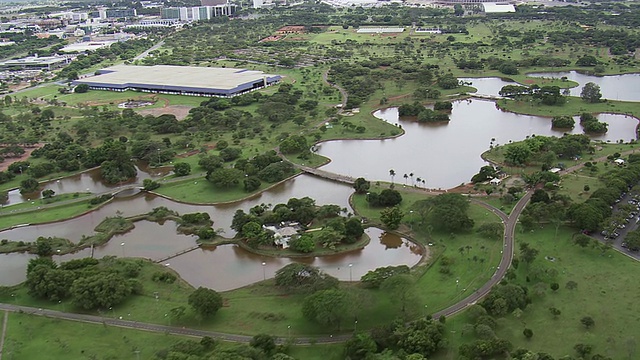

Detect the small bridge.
xmin=155 ymin=245 xmax=201 ymax=264
xmin=471 ymin=94 xmax=504 ymax=101
xmin=299 ymin=166 xmax=356 ymax=185
xmin=111 ymin=185 xmax=143 ymax=197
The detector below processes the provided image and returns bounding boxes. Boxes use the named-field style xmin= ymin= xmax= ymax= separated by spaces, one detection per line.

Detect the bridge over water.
xmin=298 ymin=166 xmax=356 ymax=185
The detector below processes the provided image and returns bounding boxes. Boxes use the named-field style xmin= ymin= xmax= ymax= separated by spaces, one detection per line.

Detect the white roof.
xmin=482 ymin=3 xmax=516 ymax=13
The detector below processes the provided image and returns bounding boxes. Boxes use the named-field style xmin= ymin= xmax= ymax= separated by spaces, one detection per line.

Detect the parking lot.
xmin=592 ymin=190 xmax=640 ymax=261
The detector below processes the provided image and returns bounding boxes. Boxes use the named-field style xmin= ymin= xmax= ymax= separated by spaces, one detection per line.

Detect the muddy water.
xmin=315 ymin=100 xmax=637 ymax=189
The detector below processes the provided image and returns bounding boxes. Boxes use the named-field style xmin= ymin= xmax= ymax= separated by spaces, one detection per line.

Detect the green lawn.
xmin=495 ymin=226 xmax=640 ymax=358
xmin=2 ymin=312 xmax=190 ymax=360
xmin=0 ymin=198 xmax=97 ymax=231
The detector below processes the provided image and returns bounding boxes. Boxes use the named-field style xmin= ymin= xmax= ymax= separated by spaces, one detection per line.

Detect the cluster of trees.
xmin=567 ymin=156 xmax=640 ymax=232
xmin=25 ymin=257 xmax=142 ymax=309
xmin=398 ymin=102 xmax=451 ymax=123
xmin=551 ymin=115 xmax=575 ymax=129
xmin=499 ymin=85 xmax=566 ymax=105
xmin=203 ymin=150 xmax=293 ymax=191
xmin=412 ymin=193 xmax=474 ymax=232
xmin=231 ymin=197 xmax=361 ymax=250
xmin=503 ymin=134 xmax=592 ymax=167
xmin=155 ymin=334 xmax=293 ymax=360
xmin=471 ymin=165 xmax=499 ymax=184
xmin=366 ymin=189 xmax=402 ymax=207
xmin=456 ymin=56 xmax=570 ymax=71
xmin=580 ymin=113 xmax=608 ymax=133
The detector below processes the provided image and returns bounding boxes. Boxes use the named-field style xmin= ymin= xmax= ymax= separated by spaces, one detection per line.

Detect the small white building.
xmin=614 ymin=158 xmax=625 ymax=166
xmin=489 ymin=178 xmax=502 ymax=185
xmin=264 ymin=225 xmax=300 ymax=249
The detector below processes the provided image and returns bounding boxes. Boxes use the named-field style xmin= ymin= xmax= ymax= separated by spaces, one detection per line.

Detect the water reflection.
xmin=528 ymin=71 xmax=640 ymax=102
xmin=166 ymin=227 xmax=422 ymax=291
xmin=315 ymin=100 xmax=637 ymax=189
xmin=461 ymin=73 xmax=640 ymax=102
xmin=5 ymin=163 xmax=172 ymax=207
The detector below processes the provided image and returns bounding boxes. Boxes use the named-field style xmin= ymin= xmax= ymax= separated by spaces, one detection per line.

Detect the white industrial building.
xmin=481 ymin=2 xmax=516 ymax=13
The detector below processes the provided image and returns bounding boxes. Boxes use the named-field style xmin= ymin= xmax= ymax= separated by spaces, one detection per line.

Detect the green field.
xmin=497 ymin=226 xmax=640 ymax=358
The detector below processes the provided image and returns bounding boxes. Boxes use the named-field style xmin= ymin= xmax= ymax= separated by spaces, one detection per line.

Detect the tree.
xmin=353 ymin=177 xmax=370 ymax=194
xmin=243 ymin=176 xmax=261 ymax=192
xmin=519 ymin=242 xmax=539 ymax=265
xmin=344 ymin=333 xmax=377 ymax=360
xmin=523 ymin=328 xmax=533 ymax=339
xmin=505 ymin=143 xmax=532 ymax=166
xmin=581 ymin=316 xmax=595 ymax=329
xmin=250 ymin=334 xmax=276 ymax=356
xmin=574 ymin=343 xmax=593 ymax=358
xmin=624 ymin=229 xmax=640 ymax=251
xmin=389 ymin=169 xmax=396 ymax=184
xmin=173 ymin=162 xmax=191 ymax=176
xmin=550 ymin=282 xmax=559 ymax=292
xmin=580 ymin=82 xmax=602 ymax=103
xmin=70 ymin=273 xmax=133 ymax=309
xmin=566 ymin=280 xmax=578 ymax=290
xmin=274 ymin=263 xmax=338 ymax=293
xmin=42 ymin=189 xmax=55 ymax=199
xmin=381 ymin=274 xmax=416 ymax=316
xmin=380 ymin=206 xmax=404 ymax=230
xmin=19 ymin=177 xmax=39 ymax=194
xmin=549 ymin=307 xmax=561 ymax=319
xmin=573 ymin=234 xmax=591 ymax=248
xmin=188 ymin=287 xmax=223 ymax=318
xmin=288 ymin=234 xmax=315 ymax=253
xmin=74 ymin=84 xmax=89 ymax=93
xmin=206 ymin=168 xmax=243 ymax=188
xmin=302 ymin=289 xmax=350 ymax=329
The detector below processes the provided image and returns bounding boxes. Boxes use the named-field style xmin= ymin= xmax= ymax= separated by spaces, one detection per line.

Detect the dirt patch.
xmin=0 ymin=143 xmax=44 ymax=172
xmin=523 ymin=79 xmax=535 ymax=84
xmin=176 ymin=144 xmax=216 ymax=158
xmin=136 ymin=105 xmax=193 ymax=120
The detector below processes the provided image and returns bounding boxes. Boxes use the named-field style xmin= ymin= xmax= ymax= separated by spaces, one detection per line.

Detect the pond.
xmin=461 ymin=72 xmax=640 ymax=102
xmin=4 ymin=163 xmax=172 ymax=207
xmin=528 ymin=71 xmax=640 ymax=102
xmin=315 ymin=99 xmax=637 ymax=189
xmin=1 ymin=224 xmax=422 ymax=290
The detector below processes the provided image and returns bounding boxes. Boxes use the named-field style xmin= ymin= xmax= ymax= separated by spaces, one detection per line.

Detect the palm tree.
xmin=409 ymin=172 xmax=414 ymax=186
xmin=403 ymin=173 xmax=408 ymax=185
xmin=416 ymin=177 xmax=422 ymax=188
xmin=389 ymin=169 xmax=396 ymax=184
xmin=422 ymin=179 xmax=426 ymax=188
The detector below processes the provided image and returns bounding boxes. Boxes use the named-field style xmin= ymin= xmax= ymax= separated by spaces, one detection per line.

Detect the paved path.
xmin=0 ymin=310 xmax=8 ymax=360
xmin=133 ymin=40 xmax=165 ymax=61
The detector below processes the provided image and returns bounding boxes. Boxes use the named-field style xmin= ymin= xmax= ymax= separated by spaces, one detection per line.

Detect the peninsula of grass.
xmin=497 ymin=96 xmax=640 ymax=120
xmin=0 ymin=198 xmax=103 ymax=231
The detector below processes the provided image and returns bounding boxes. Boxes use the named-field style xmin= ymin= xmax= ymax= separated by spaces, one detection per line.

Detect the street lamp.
xmin=456 ymin=278 xmax=459 ymax=290
xmin=366 ymin=192 xmax=370 ymax=209
xmin=261 ymin=262 xmax=266 ymax=280
xmin=120 ymin=242 xmax=125 ymax=257
xmin=287 ymin=325 xmax=291 ymax=338
xmin=157 ymin=148 xmax=161 ymax=166
xmin=409 ymin=210 xmax=414 ymax=230
xmin=354 ymin=320 xmax=358 ymax=333
xmin=348 ymin=263 xmax=353 ymax=282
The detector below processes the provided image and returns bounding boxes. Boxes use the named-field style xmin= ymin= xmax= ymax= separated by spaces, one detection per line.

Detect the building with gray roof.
xmin=72 ymin=65 xmax=282 ymax=97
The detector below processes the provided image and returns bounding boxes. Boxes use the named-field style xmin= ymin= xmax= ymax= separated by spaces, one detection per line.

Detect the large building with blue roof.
xmin=72 ymin=65 xmax=282 ymax=97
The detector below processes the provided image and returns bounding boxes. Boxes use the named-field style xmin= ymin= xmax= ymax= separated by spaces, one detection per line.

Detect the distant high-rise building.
xmin=201 ymin=0 xmax=228 ymax=6
xmin=252 ymin=0 xmax=263 ymax=8
xmin=160 ymin=4 xmax=236 ymax=21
